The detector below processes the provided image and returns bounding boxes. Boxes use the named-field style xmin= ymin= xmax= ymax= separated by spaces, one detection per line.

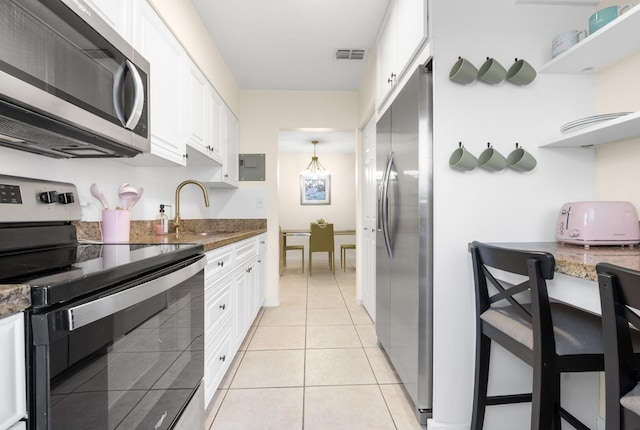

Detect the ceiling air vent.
xmin=335 ymin=49 xmax=366 ymax=61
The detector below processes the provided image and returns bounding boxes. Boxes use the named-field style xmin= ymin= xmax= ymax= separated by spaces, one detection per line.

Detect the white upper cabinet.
xmin=208 ymin=107 xmax=239 ymax=187
xmin=84 ymin=0 xmax=132 ymax=41
xmin=377 ymin=0 xmax=428 ymax=106
xmin=186 ymin=58 xmax=224 ymax=166
xmin=130 ymin=0 xmax=187 ymax=166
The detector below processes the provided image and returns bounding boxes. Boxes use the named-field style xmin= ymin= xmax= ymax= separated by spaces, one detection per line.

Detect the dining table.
xmin=279 ymin=228 xmax=355 ymax=274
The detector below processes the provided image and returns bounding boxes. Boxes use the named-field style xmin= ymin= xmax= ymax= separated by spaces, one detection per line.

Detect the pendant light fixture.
xmin=301 ymin=140 xmax=329 ymax=177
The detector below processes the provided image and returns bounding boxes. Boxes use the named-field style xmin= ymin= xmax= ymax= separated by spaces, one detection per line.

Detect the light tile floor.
xmin=206 ymin=259 xmax=426 ymax=430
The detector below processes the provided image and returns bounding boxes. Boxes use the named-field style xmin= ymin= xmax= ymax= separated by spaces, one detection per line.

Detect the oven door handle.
xmin=64 ymin=257 xmax=206 ymax=331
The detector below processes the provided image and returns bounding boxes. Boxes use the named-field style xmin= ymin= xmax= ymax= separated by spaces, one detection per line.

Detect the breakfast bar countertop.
xmin=490 ymin=242 xmax=640 ymax=282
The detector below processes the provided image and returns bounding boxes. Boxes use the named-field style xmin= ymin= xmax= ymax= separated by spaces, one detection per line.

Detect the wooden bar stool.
xmin=597 ymin=263 xmax=640 ymax=430
xmin=470 ymin=241 xmax=606 ymax=430
xmin=340 ymin=244 xmax=355 ymax=271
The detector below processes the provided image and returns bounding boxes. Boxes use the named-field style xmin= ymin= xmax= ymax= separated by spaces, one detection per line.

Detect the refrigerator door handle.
xmin=381 ymin=151 xmax=394 ymax=257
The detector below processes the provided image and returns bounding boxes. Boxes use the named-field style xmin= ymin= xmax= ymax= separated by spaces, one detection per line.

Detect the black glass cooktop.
xmin=0 ymin=242 xmax=203 ymax=308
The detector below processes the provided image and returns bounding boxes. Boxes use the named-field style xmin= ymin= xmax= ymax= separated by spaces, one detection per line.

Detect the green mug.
xmin=478 ymin=144 xmax=507 ymax=171
xmin=478 ymin=58 xmax=506 ymax=85
xmin=449 ymin=144 xmax=478 ymax=171
xmin=449 ymin=57 xmax=478 ymax=85
xmin=507 ymin=145 xmax=537 ymax=172
xmin=506 ymin=59 xmax=537 ymax=86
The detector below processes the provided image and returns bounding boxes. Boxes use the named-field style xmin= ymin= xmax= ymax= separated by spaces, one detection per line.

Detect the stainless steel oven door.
xmin=29 ymin=255 xmax=205 ymax=430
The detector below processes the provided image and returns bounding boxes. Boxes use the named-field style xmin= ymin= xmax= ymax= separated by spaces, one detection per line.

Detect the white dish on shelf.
xmin=560 ymin=112 xmax=633 ymax=133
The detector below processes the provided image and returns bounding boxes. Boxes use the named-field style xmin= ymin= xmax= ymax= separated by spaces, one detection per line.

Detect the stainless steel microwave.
xmin=0 ymin=0 xmax=150 ymax=158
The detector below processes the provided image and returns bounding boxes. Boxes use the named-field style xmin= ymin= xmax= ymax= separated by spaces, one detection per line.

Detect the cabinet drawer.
xmin=204 ymin=318 xmax=232 ymax=403
xmin=206 ymin=246 xmax=233 ymax=282
xmin=235 ymin=238 xmax=257 ymax=265
xmin=256 ymin=234 xmax=267 ymax=254
xmin=205 ymin=279 xmax=231 ymax=336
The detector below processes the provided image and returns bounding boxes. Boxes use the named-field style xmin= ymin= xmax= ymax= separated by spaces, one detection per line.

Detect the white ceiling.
xmin=278 ymin=131 xmax=355 ymax=153
xmin=191 ymin=0 xmax=390 ymax=91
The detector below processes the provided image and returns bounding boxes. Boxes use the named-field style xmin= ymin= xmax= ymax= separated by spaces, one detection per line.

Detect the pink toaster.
xmin=556 ymin=201 xmax=640 ymax=248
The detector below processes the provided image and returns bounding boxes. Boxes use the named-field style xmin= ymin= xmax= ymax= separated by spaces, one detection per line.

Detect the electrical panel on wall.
xmin=239 ymin=154 xmax=266 ymax=181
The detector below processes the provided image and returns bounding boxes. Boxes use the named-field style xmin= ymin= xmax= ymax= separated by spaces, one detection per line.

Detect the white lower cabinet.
xmin=0 ymin=312 xmax=26 ymax=430
xmin=203 ymin=234 xmax=267 ymax=408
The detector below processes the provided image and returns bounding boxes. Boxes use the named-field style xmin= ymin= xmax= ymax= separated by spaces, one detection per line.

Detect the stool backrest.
xmin=470 ymin=241 xmax=556 ymax=354
xmin=597 ymin=262 xmax=640 ymax=428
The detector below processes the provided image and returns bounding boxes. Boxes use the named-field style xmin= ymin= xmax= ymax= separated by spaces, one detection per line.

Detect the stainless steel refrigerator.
xmin=376 ymin=63 xmax=433 ymax=424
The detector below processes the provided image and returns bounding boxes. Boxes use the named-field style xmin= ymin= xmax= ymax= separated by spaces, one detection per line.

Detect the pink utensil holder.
xmin=102 ymin=209 xmax=130 ymax=242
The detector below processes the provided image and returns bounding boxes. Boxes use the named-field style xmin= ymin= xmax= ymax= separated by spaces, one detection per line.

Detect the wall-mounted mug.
xmin=506 ymin=59 xmax=537 ymax=85
xmin=477 ymin=58 xmax=506 ymax=85
xmin=478 ymin=143 xmax=507 ymax=171
xmin=551 ymin=30 xmax=586 ymax=58
xmin=449 ymin=143 xmax=478 ymax=171
xmin=507 ymin=144 xmax=537 ymax=172
xmin=449 ymin=57 xmax=478 ymax=85
xmin=589 ymin=4 xmax=631 ymax=35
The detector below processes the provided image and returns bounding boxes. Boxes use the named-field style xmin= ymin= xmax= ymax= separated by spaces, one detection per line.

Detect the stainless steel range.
xmin=0 ymin=174 xmax=205 ymax=430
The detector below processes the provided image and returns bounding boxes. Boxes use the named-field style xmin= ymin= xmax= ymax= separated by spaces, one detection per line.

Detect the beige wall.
xmin=148 ymin=0 xmax=240 ymax=115
xmin=278 ymin=152 xmax=357 ymax=231
xmin=593 ymin=2 xmax=640 ymax=207
xmin=239 ymin=90 xmax=358 ymax=305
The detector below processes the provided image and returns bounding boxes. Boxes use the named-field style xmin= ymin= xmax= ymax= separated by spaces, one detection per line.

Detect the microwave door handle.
xmin=112 ymin=60 xmax=145 ymax=130
xmin=113 ymin=61 xmax=127 ymax=126
xmin=123 ymin=60 xmax=144 ymax=130
xmin=63 ymin=257 xmax=206 ymax=331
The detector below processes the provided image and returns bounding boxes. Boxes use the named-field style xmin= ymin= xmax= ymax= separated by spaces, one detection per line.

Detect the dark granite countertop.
xmin=0 ymin=219 xmax=267 ymax=317
xmin=488 ymin=242 xmax=640 ymax=282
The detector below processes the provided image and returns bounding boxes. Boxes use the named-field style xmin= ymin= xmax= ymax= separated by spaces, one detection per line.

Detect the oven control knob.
xmin=58 ymin=192 xmax=75 ymax=204
xmin=570 ymin=229 xmax=580 ymax=237
xmin=39 ymin=191 xmax=58 ymax=204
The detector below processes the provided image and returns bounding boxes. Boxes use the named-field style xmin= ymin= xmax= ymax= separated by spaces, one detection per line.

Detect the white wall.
xmin=429 ymin=1 xmax=597 ymax=428
xmin=278 ymin=152 xmax=357 ymax=259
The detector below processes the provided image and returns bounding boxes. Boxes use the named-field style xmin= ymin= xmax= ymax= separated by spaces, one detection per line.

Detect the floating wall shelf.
xmin=539 ymin=4 xmax=640 ymax=74
xmin=541 ymin=111 xmax=640 ymax=148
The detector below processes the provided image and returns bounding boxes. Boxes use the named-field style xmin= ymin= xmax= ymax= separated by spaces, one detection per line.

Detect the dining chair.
xmin=284 ymin=243 xmax=305 ymax=272
xmin=470 ymin=241 xmax=605 ymax=430
xmin=309 ymin=223 xmax=334 ymax=276
xmin=596 ymin=262 xmax=640 ymax=430
xmin=340 ymin=244 xmax=355 ymax=271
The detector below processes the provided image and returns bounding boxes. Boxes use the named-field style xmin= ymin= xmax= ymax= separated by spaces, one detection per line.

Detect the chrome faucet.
xmin=174 ymin=180 xmax=210 ymax=235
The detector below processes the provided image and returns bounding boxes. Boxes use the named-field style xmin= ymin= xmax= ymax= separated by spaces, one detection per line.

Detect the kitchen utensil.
xmin=117 ymin=183 xmax=138 ymax=209
xmin=449 ymin=142 xmax=478 ymax=171
xmin=552 ymin=30 xmax=586 ymax=58
xmin=506 ymin=58 xmax=536 ymax=85
xmin=506 ymin=143 xmax=537 ymax=172
xmin=90 ymin=183 xmax=109 ymax=209
xmin=477 ymin=57 xmax=506 ymax=85
xmin=127 ymin=187 xmax=144 ymax=210
xmin=589 ymin=4 xmax=631 ymax=35
xmin=449 ymin=57 xmax=478 ymax=85
xmin=478 ymin=143 xmax=507 ymax=171
xmin=101 ymin=209 xmax=130 ymax=243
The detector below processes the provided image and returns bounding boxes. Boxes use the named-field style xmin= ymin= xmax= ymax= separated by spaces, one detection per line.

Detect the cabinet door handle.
xmin=219 ymin=304 xmax=226 ymax=310
xmin=218 ymin=261 xmax=224 ymax=267
xmin=219 ymin=355 xmax=226 ymax=362
xmin=246 ymin=267 xmax=253 ymax=273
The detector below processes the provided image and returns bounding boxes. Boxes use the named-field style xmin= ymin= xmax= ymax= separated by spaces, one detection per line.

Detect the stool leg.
xmin=531 ymin=356 xmax=556 ymax=430
xmin=301 ymin=249 xmax=304 ymax=273
xmin=471 ymin=333 xmax=491 ymax=430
